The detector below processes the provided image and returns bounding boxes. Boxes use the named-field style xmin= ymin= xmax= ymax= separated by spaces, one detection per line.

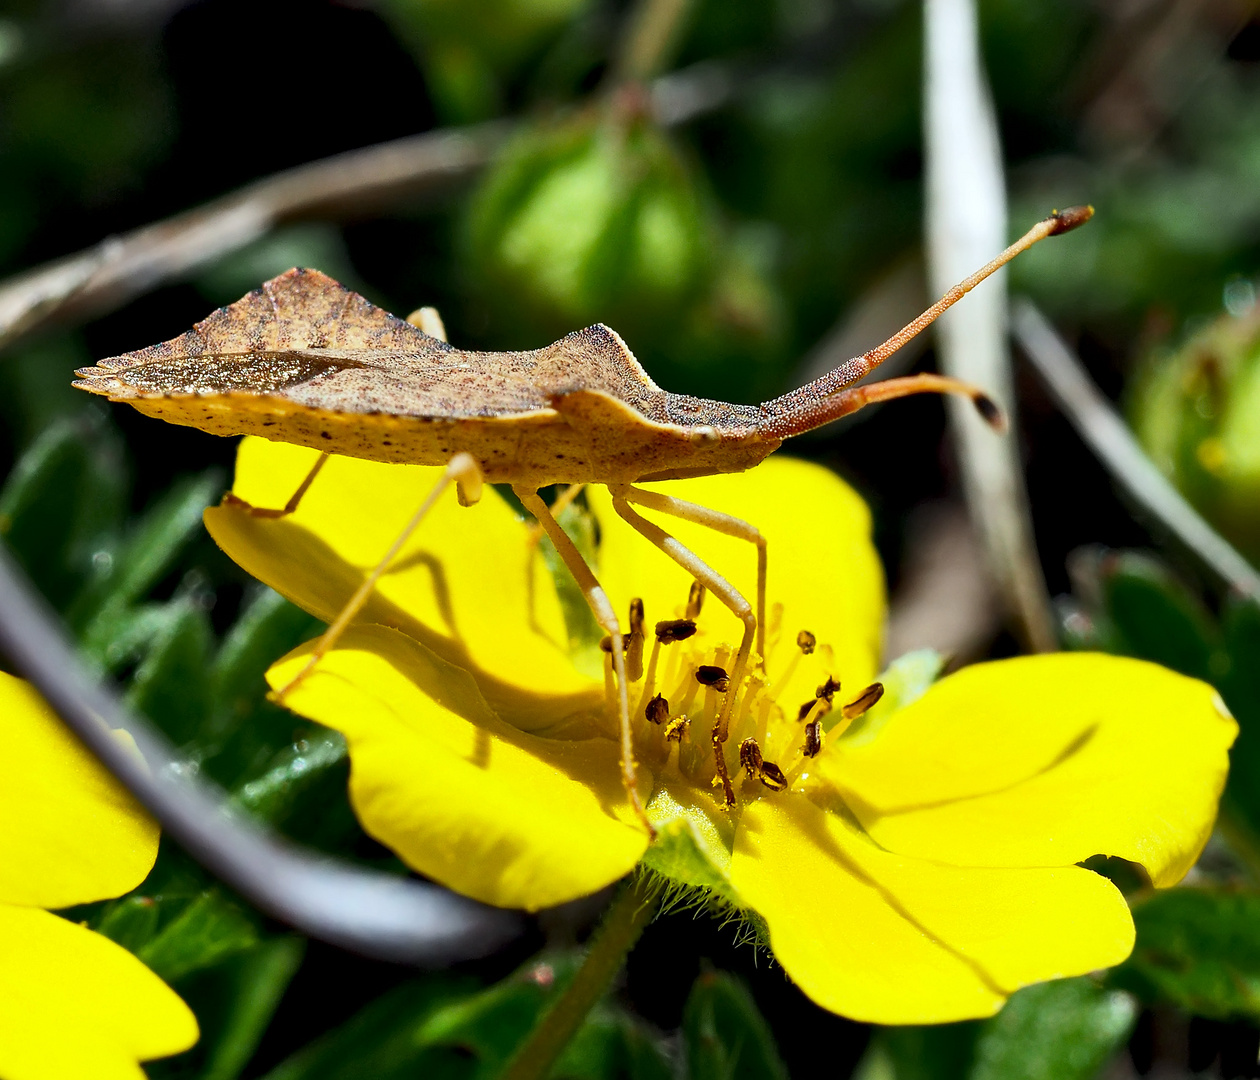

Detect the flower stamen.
xmin=841 ymin=682 xmax=884 ymax=720
xmin=768 ymin=626 xmax=815 ymax=700
xmin=645 ymin=693 xmax=669 ymax=724
xmin=686 ymin=580 xmax=705 ymax=619
xmin=655 ymin=619 xmax=697 ymax=643
xmin=803 ymin=718 xmax=823 ymax=758
xmin=739 ymin=736 xmax=763 ymax=777
xmin=826 ymin=681 xmax=886 ymax=738
xmin=758 ymin=760 xmax=788 ymax=791
xmin=696 ymin=665 xmax=730 ymax=692
xmin=626 ymin=598 xmax=646 ymax=682
xmin=664 ymin=715 xmax=690 ymax=742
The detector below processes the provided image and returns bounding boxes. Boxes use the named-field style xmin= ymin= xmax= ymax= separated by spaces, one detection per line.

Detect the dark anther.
xmin=626 ymin=599 xmax=646 ymax=682
xmin=655 ymin=618 xmax=697 ymax=644
xmin=739 ymin=737 xmax=763 ymax=777
xmin=664 ymin=715 xmax=690 ymax=742
xmin=629 ymin=598 xmax=645 ymax=636
xmin=696 ymin=665 xmax=730 ymax=692
xmin=842 ymin=682 xmax=885 ymax=720
xmin=599 ymin=635 xmax=631 ymax=653
xmin=796 ymin=630 xmax=816 ymax=655
xmin=816 ymin=676 xmax=842 ymax=702
xmin=686 ymin=580 xmax=706 ymax=619
xmin=797 ymin=697 xmax=832 ymax=722
xmin=759 ymin=761 xmax=788 ymax=791
xmin=803 ymin=719 xmax=823 ymax=758
xmin=645 ymin=694 xmax=669 ymax=725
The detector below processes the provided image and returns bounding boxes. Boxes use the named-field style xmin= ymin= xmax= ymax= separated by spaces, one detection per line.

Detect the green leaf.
xmin=683 ymin=969 xmax=788 ymax=1080
xmin=210 ymin=586 xmax=321 ymax=729
xmin=1111 ymin=887 xmax=1260 ymax=1021
xmin=94 ymin=894 xmax=161 ymax=953
xmin=0 ymin=415 xmax=126 ymax=610
xmin=259 ymin=953 xmax=674 ymax=1080
xmin=123 ymin=597 xmax=215 ymax=746
xmin=855 ymin=1024 xmax=978 ymax=1080
xmin=969 ymin=978 xmax=1135 ymax=1080
xmin=553 ymin=1005 xmax=674 ymax=1080
xmin=231 ymin=728 xmax=349 ymax=828
xmin=137 ymin=890 xmax=261 ymax=984
xmin=205 ymin=585 xmax=324 ymax=786
xmin=73 ymin=470 xmax=222 ymax=636
xmin=1100 ymin=553 xmax=1222 ymax=682
xmin=181 ymin=937 xmax=306 ymax=1080
xmin=1220 ymin=597 xmax=1260 ymax=839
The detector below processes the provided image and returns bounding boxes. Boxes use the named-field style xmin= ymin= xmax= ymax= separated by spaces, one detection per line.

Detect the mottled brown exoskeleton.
xmin=74 ymin=207 xmax=1093 ymax=836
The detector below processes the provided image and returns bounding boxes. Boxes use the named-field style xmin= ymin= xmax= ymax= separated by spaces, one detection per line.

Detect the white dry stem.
xmin=924 ymin=0 xmax=1057 ymax=652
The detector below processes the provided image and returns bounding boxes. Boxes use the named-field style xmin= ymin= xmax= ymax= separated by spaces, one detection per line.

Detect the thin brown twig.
xmin=0 ymin=122 xmax=510 ymax=355
xmin=1012 ymin=297 xmax=1260 ymax=600
xmin=0 ymin=53 xmax=744 ymax=360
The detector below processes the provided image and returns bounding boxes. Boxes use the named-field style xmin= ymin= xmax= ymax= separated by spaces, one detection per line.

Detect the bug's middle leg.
xmin=614 ymin=485 xmax=767 ymax=667
xmin=273 ymin=453 xmax=483 ymax=702
xmin=515 ymin=486 xmax=655 ymax=840
xmin=609 ymin=493 xmax=755 ymax=809
xmin=224 ymin=451 xmax=331 ymax=519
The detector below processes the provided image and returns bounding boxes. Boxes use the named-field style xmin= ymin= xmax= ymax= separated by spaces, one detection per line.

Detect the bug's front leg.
xmin=615 ymin=486 xmax=767 ymax=669
xmin=608 ymin=490 xmax=756 ymax=810
xmin=224 ymin=451 xmax=331 ymax=519
xmin=271 ymin=453 xmax=483 ymax=702
xmin=515 ymin=485 xmax=656 ymax=841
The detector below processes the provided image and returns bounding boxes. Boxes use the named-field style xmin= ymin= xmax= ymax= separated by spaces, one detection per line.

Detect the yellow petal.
xmin=0 ymin=905 xmax=198 ymax=1080
xmin=0 ymin=673 xmax=158 ymax=909
xmin=268 ymin=625 xmax=648 ymax=910
xmin=823 ymin=654 xmax=1236 ymax=886
xmin=586 ymin=457 xmax=884 ymax=708
xmin=205 ymin=438 xmax=600 ymax=727
xmin=730 ymin=795 xmax=1133 ymax=1025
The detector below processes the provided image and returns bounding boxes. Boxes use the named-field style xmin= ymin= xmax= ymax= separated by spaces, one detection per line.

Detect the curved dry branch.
xmin=0 ymin=123 xmax=509 ymax=355
xmin=0 ymin=541 xmax=526 ymax=962
xmin=1012 ymin=297 xmax=1260 ymax=600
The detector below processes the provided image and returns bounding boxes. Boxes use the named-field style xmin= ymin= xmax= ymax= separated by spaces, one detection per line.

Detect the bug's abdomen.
xmin=125 ymin=391 xmax=777 ymax=486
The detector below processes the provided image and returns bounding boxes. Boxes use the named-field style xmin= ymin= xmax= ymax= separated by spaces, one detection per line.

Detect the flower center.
xmin=600 ymin=590 xmax=883 ymax=807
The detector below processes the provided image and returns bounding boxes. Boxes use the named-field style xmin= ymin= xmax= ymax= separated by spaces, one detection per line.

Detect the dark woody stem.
xmin=503 ymin=874 xmax=662 ymax=1080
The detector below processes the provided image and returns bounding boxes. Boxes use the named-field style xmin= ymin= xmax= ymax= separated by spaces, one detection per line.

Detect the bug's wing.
xmin=74 ymin=268 xmax=446 ymax=394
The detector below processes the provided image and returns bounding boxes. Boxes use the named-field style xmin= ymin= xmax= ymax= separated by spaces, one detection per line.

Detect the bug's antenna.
xmin=758 ymin=206 xmax=1093 ymax=438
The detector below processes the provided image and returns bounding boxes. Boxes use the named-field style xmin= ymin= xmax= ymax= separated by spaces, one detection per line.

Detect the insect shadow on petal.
xmin=74 ymin=206 xmax=1094 ymax=837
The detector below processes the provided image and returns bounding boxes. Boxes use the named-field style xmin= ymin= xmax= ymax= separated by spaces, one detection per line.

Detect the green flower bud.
xmin=464 ymin=104 xmax=713 ymax=338
xmin=1130 ymin=295 xmax=1260 ymax=562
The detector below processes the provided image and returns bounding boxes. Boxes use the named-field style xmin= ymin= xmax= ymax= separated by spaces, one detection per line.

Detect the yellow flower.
xmin=206 ymin=437 xmax=1236 ymax=1024
xmin=0 ymin=673 xmax=198 ymax=1080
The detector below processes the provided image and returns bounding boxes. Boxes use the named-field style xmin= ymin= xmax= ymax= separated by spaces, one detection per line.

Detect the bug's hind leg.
xmin=273 ymin=453 xmax=483 ymax=702
xmin=224 ymin=451 xmax=331 ymax=519
xmin=616 ymin=486 xmax=766 ymax=668
xmin=515 ymin=485 xmax=655 ymax=841
xmin=609 ymin=493 xmax=755 ymax=809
